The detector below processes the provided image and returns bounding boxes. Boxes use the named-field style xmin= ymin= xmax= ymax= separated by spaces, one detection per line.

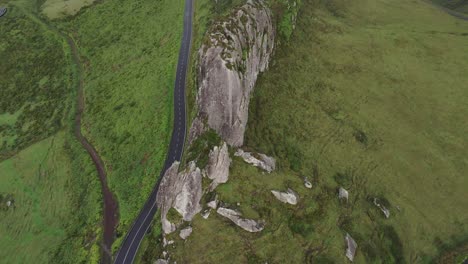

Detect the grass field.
xmin=0 ymin=131 xmax=102 ymax=264
xmin=0 ymin=2 xmax=106 ymax=263
xmin=168 ymin=0 xmax=468 ymax=263
xmin=0 ymin=4 xmax=71 ymax=160
xmin=41 ymin=0 xmax=97 ymax=19
xmin=59 ymin=0 xmax=185 ymax=250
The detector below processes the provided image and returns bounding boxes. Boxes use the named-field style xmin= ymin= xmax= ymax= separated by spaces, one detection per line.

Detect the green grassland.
xmin=0 ymin=131 xmax=102 ymax=263
xmin=0 ymin=5 xmax=71 ymax=160
xmin=41 ymin=0 xmax=96 ymax=19
xmin=168 ymin=0 xmax=468 ymax=263
xmin=0 ymin=2 xmax=104 ymax=263
xmin=58 ymin=0 xmax=184 ymax=249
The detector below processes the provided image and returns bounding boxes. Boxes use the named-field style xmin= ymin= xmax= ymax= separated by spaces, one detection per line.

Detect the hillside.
xmin=145 ymin=0 xmax=468 ymax=263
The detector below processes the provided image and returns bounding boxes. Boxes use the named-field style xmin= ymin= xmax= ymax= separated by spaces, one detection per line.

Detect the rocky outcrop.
xmin=271 ymin=189 xmax=299 ymax=205
xmin=193 ymin=1 xmax=275 ymax=147
xmin=339 ymin=187 xmax=349 ymax=202
xmin=179 ymin=226 xmax=193 ymax=240
xmin=217 ymin=207 xmax=265 ymax=232
xmin=235 ymin=149 xmax=276 ymax=172
xmin=156 ymin=162 xmax=203 ymax=234
xmin=345 ymin=233 xmax=358 ymax=262
xmin=304 ymin=177 xmax=313 ymax=189
xmin=373 ymin=198 xmax=390 ymax=218
xmin=206 ymin=142 xmax=231 ymax=190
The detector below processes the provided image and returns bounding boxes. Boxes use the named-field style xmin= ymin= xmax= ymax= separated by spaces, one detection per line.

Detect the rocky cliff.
xmin=191 ymin=0 xmax=275 ymax=147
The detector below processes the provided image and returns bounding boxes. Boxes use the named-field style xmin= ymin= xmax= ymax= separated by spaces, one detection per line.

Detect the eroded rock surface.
xmin=206 ymin=142 xmax=231 ymax=190
xmin=194 ymin=1 xmax=275 ymax=146
xmin=217 ymin=207 xmax=265 ymax=232
xmin=271 ymin=188 xmax=299 ymax=205
xmin=235 ymin=149 xmax=276 ymax=172
xmin=156 ymin=161 xmax=203 ymax=234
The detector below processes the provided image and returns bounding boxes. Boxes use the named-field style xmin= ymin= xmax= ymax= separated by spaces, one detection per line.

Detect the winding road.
xmin=113 ymin=0 xmax=193 ymax=263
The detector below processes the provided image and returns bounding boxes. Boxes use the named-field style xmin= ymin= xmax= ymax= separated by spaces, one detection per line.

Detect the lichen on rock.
xmin=194 ymin=0 xmax=276 ymax=147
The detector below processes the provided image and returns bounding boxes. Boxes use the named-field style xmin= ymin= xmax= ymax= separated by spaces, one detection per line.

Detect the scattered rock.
xmin=162 ymin=251 xmax=168 ymax=258
xmin=163 ymin=237 xmax=174 ymax=247
xmin=179 ymin=226 xmax=193 ymax=240
xmin=207 ymin=200 xmax=218 ymax=210
xmin=155 ymin=259 xmax=168 ymax=264
xmin=304 ymin=178 xmax=312 ymax=189
xmin=157 ymin=161 xmax=203 ymax=234
xmin=345 ymin=233 xmax=357 ymax=262
xmin=235 ymin=149 xmax=276 ymax=172
xmin=271 ymin=189 xmax=299 ymax=205
xmin=201 ymin=209 xmax=211 ymax=219
xmin=196 ymin=1 xmax=275 ymax=146
xmin=6 ymin=200 xmax=12 ymax=207
xmin=373 ymin=198 xmax=390 ymax=218
xmin=217 ymin=207 xmax=265 ymax=232
xmin=339 ymin=187 xmax=349 ymax=202
xmin=206 ymin=143 xmax=231 ymax=190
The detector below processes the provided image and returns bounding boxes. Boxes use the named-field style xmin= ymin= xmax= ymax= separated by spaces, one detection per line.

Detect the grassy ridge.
xmin=168 ymin=0 xmax=468 ymax=262
xmin=58 ymin=0 xmax=185 ymax=249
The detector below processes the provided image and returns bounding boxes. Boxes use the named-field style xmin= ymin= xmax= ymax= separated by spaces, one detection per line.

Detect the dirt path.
xmin=66 ymin=36 xmax=118 ymax=264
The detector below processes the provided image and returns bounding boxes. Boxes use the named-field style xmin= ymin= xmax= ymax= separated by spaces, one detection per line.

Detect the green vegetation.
xmin=57 ymin=0 xmax=184 ymax=249
xmin=169 ymin=0 xmax=468 ymax=262
xmin=432 ymin=0 xmax=468 ymax=14
xmin=0 ymin=6 xmax=71 ymax=160
xmin=41 ymin=0 xmax=96 ymax=19
xmin=0 ymin=132 xmax=102 ymax=263
xmin=0 ymin=2 xmax=103 ymax=263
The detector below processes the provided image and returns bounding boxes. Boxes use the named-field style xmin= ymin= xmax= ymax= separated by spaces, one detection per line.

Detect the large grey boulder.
xmin=271 ymin=188 xmax=299 ymax=205
xmin=193 ymin=1 xmax=275 ymax=147
xmin=234 ymin=149 xmax=276 ymax=173
xmin=217 ymin=207 xmax=265 ymax=232
xmin=156 ymin=161 xmax=203 ymax=234
xmin=206 ymin=142 xmax=231 ymax=190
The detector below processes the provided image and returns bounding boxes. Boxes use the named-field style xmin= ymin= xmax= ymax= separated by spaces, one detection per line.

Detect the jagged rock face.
xmin=156 ymin=161 xmax=203 ymax=234
xmin=271 ymin=188 xmax=299 ymax=205
xmin=235 ymin=149 xmax=276 ymax=172
xmin=173 ymin=162 xmax=203 ymax=221
xmin=217 ymin=207 xmax=265 ymax=232
xmin=207 ymin=142 xmax=231 ymax=190
xmin=196 ymin=1 xmax=275 ymax=146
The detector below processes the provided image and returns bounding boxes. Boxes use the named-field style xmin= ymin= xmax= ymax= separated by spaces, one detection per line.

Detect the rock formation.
xmin=373 ymin=198 xmax=390 ymax=218
xmin=217 ymin=207 xmax=265 ymax=232
xmin=179 ymin=226 xmax=193 ymax=240
xmin=345 ymin=233 xmax=358 ymax=262
xmin=304 ymin=177 xmax=313 ymax=189
xmin=192 ymin=1 xmax=275 ymax=146
xmin=271 ymin=188 xmax=299 ymax=205
xmin=206 ymin=142 xmax=231 ymax=190
xmin=235 ymin=149 xmax=276 ymax=172
xmin=156 ymin=162 xmax=203 ymax=234
xmin=339 ymin=187 xmax=349 ymax=202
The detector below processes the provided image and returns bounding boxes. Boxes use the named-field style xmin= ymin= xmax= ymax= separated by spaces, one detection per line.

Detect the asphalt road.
xmin=113 ymin=0 xmax=193 ymax=263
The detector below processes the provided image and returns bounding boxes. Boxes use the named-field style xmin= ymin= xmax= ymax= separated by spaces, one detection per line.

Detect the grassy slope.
xmin=169 ymin=0 xmax=468 ymax=263
xmin=59 ymin=0 xmax=184 ymax=249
